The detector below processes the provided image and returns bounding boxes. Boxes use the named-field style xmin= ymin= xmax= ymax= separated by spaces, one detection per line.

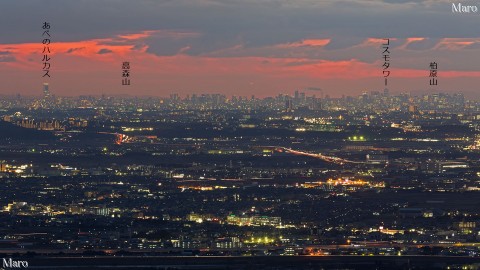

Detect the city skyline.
xmin=1 ymin=87 xmax=479 ymax=267
xmin=2 ymin=1 xmax=480 ymax=97
xmin=2 ymin=2 xmax=480 ymax=268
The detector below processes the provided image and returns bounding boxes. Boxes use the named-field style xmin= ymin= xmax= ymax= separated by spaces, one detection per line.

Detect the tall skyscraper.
xmin=285 ymin=99 xmax=293 ymax=112
xmin=43 ymin=83 xmax=50 ymax=99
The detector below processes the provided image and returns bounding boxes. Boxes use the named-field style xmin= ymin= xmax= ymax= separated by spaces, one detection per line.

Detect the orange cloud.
xmin=406 ymin=37 xmax=425 ymax=42
xmin=277 ymin=39 xmax=330 ymax=48
xmin=0 ymin=42 xmax=134 ymax=71
xmin=117 ymin=30 xmax=158 ymax=40
xmin=2 ymin=31 xmax=480 ymax=98
xmin=363 ymin=38 xmax=401 ymax=46
xmin=436 ymin=38 xmax=478 ymax=50
xmin=397 ymin=37 xmax=427 ymax=49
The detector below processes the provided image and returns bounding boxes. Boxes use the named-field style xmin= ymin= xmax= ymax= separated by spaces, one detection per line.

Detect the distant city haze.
xmin=1 ymin=0 xmax=480 ymax=98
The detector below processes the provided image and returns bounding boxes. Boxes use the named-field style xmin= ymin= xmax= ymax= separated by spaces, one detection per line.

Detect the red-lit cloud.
xmin=1 ymin=31 xmax=480 ymax=97
xmin=277 ymin=39 xmax=330 ymax=48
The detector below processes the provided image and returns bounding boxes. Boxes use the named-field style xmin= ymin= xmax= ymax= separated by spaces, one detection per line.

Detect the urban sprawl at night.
xmin=0 ymin=87 xmax=479 ymax=269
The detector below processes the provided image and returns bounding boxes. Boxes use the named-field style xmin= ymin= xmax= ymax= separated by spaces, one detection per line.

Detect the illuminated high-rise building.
xmin=285 ymin=99 xmax=293 ymax=112
xmin=43 ymin=83 xmax=50 ymax=99
xmin=383 ymin=88 xmax=389 ymax=96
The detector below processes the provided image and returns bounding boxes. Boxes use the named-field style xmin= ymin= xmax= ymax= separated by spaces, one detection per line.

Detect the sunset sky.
xmin=2 ymin=0 xmax=480 ymax=98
